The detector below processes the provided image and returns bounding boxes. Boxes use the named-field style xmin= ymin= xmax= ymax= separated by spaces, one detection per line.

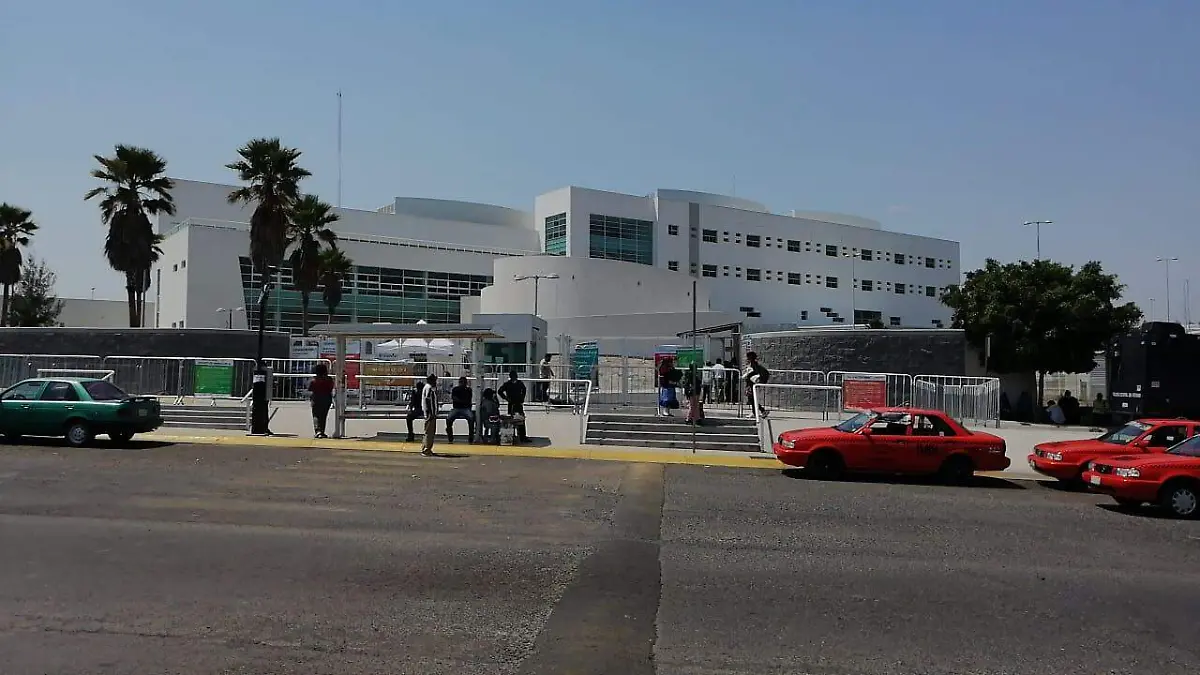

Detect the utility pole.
xmin=1156 ymin=256 xmax=1179 ymax=322
xmin=337 ymin=90 xmax=343 ymax=208
xmin=514 ymin=273 xmax=560 ymax=316
xmin=1186 ymin=279 xmax=1192 ymax=328
xmin=1023 ymin=220 xmax=1053 ymax=260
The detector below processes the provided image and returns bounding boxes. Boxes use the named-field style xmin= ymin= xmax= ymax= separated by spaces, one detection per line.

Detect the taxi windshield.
xmin=1168 ymin=436 xmax=1200 ymax=458
xmin=835 ymin=412 xmax=873 ymax=433
xmin=1099 ymin=422 xmax=1150 ymax=445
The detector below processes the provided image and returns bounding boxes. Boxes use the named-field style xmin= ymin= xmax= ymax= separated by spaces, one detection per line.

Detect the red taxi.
xmin=1027 ymin=419 xmax=1199 ymax=483
xmin=1082 ymin=434 xmax=1200 ymax=518
xmin=773 ymin=407 xmax=1009 ymax=483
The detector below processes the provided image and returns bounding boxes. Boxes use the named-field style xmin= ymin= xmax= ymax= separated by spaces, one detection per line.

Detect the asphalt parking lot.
xmin=1 ymin=441 xmax=1198 ymax=674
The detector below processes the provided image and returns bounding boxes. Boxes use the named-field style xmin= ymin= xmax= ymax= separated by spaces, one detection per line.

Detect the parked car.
xmin=1083 ymin=434 xmax=1200 ymax=518
xmin=773 ymin=407 xmax=1009 ymax=483
xmin=1027 ymin=418 xmax=1200 ymax=483
xmin=0 ymin=378 xmax=162 ymax=447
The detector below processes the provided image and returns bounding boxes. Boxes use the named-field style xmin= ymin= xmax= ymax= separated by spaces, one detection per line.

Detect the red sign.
xmin=843 ymin=376 xmax=887 ymax=410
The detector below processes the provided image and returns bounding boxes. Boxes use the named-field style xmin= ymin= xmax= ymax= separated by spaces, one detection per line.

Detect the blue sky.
xmin=3 ymin=0 xmax=1198 ymax=321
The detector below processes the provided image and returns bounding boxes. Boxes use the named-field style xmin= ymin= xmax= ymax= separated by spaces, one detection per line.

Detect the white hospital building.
xmin=153 ymin=180 xmax=959 ymax=346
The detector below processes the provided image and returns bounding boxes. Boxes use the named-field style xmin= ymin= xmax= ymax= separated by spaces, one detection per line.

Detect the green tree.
xmin=287 ymin=195 xmax=339 ymax=336
xmin=318 ymin=247 xmax=353 ymax=323
xmin=226 ymin=138 xmax=311 ymax=276
xmin=0 ymin=203 xmax=38 ymax=327
xmin=941 ymin=258 xmax=1142 ymax=403
xmin=84 ymin=145 xmax=175 ymax=327
xmin=9 ymin=257 xmax=64 ymax=327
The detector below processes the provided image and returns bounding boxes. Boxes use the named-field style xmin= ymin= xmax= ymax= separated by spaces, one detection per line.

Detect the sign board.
xmin=674 ymin=348 xmax=704 ymax=369
xmin=361 ymin=361 xmax=414 ymax=387
xmin=194 ymin=359 xmax=235 ymax=396
xmin=571 ymin=343 xmax=599 ymax=380
xmin=842 ymin=373 xmax=887 ymax=410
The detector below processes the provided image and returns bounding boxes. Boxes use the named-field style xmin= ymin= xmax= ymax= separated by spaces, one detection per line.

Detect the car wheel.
xmin=109 ymin=432 xmax=134 ymax=444
xmin=938 ymin=455 xmax=975 ymax=486
xmin=64 ymin=421 xmax=93 ymax=448
xmin=1159 ymin=481 xmax=1200 ymax=519
xmin=805 ymin=449 xmax=844 ymax=481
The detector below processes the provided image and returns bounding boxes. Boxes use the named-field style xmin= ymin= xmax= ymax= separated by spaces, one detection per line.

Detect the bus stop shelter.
xmin=309 ymin=322 xmax=505 ymax=440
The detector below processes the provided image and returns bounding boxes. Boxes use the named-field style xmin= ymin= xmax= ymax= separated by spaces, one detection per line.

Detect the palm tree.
xmin=84 ymin=145 xmax=175 ymax=327
xmin=287 ymin=195 xmax=339 ymax=336
xmin=319 ymin=247 xmax=353 ymax=323
xmin=0 ymin=203 xmax=38 ymax=327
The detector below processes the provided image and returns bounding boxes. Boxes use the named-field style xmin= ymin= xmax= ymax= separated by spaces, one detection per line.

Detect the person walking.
xmin=657 ymin=356 xmax=682 ymax=417
xmin=307 ymin=363 xmax=335 ymax=438
xmin=498 ymin=370 xmax=529 ymax=442
xmin=446 ymin=376 xmax=474 ymax=443
xmin=420 ymin=374 xmax=439 ymax=456
xmin=743 ymin=351 xmax=771 ymax=418
xmin=684 ymin=362 xmax=705 ymax=425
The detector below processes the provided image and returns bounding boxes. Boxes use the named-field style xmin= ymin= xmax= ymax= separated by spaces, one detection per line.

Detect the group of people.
xmin=305 ymin=365 xmax=532 ymax=456
xmin=656 ymin=351 xmax=771 ymax=423
xmin=1045 ymin=390 xmax=1109 ymax=427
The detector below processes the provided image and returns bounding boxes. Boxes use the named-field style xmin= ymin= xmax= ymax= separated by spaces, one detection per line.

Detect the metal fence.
xmin=911 ymin=375 xmax=1001 ymax=426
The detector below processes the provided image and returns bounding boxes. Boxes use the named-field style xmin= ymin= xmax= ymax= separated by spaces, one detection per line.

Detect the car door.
xmin=906 ymin=414 xmax=957 ymax=473
xmin=0 ymin=380 xmax=49 ymax=436
xmin=862 ymin=414 xmax=911 ymax=471
xmin=31 ymin=381 xmax=82 ymax=434
xmin=1141 ymin=424 xmax=1189 ymax=452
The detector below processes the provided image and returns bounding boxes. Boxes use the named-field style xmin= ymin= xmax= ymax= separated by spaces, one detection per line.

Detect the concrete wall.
xmin=0 ymin=328 xmax=290 ymax=359
xmin=745 ymin=328 xmax=967 ymax=375
xmin=58 ymin=299 xmax=157 ymax=328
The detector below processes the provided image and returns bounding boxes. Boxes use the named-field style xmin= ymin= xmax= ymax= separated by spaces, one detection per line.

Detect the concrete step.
xmin=588 ymin=421 xmax=759 ymax=436
xmin=160 ymin=420 xmax=245 ymax=431
xmin=587 ymin=427 xmax=756 ymax=441
xmin=587 ymin=413 xmax=757 ymax=428
xmin=586 ymin=437 xmax=762 ymax=452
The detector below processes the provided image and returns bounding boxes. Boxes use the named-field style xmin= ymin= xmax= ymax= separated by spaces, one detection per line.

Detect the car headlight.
xmin=1115 ymin=467 xmax=1141 ymax=478
xmin=1045 ymin=452 xmax=1063 ymax=461
xmin=1087 ymin=462 xmax=1095 ymax=471
xmin=781 ymin=439 xmax=795 ymax=449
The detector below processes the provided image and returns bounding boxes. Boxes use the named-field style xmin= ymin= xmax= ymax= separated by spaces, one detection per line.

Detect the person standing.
xmin=701 ymin=361 xmax=715 ymax=405
xmin=498 ymin=370 xmax=529 ymax=442
xmin=420 ymin=374 xmax=439 ymax=456
xmin=711 ymin=360 xmax=726 ymax=404
xmin=743 ymin=351 xmax=771 ymax=418
xmin=479 ymin=388 xmax=501 ymax=443
xmin=404 ymin=382 xmax=424 ymax=443
xmin=684 ymin=362 xmax=705 ymax=425
xmin=657 ymin=357 xmax=682 ymax=417
xmin=537 ymin=354 xmax=554 ymax=403
xmin=446 ymin=376 xmax=474 ymax=443
xmin=307 ymin=363 xmax=335 ymax=439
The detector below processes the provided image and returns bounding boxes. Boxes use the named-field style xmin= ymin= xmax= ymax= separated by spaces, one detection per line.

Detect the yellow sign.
xmin=360 ymin=361 xmax=415 ymax=387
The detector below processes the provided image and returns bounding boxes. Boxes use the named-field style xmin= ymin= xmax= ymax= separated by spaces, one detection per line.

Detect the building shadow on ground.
xmin=780 ymin=468 xmax=1025 ymax=490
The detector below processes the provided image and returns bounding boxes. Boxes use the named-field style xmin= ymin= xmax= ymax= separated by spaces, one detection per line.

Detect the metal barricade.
xmin=825 ymin=371 xmax=914 ymax=409
xmin=264 ymin=358 xmax=332 ymax=401
xmin=753 ymin=382 xmax=845 ymax=454
xmin=0 ymin=354 xmax=105 ymax=388
xmin=912 ymin=375 xmax=1001 ymax=427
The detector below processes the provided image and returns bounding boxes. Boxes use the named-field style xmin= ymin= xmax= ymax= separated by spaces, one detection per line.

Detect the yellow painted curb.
xmin=142 ymin=433 xmax=790 ymax=470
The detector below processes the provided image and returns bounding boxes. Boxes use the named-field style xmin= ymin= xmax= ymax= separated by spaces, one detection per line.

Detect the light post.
xmin=1023 ymin=220 xmax=1053 ymax=260
xmin=513 ymin=273 xmax=560 ymax=316
xmin=843 ymin=250 xmax=862 ymax=324
xmin=1149 ymin=297 xmax=1156 ymax=322
xmin=250 ymin=279 xmax=273 ymax=436
xmin=1156 ymin=256 xmax=1179 ymax=322
xmin=216 ymin=306 xmax=245 ymax=329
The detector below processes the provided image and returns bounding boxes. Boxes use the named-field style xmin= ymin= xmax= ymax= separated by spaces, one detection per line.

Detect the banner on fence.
xmin=571 ymin=343 xmax=599 ymax=380
xmin=675 ymin=348 xmax=704 ymax=369
xmin=361 ymin=361 xmax=414 ymax=387
xmin=193 ymin=359 xmax=234 ymax=396
xmin=842 ymin=374 xmax=887 ymax=410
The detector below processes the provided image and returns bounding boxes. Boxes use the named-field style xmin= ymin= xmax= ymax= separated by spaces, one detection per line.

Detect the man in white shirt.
xmin=421 ymin=374 xmax=439 ymax=456
xmin=702 ymin=361 xmax=715 ymax=404
xmin=711 ymin=361 xmax=726 ymax=403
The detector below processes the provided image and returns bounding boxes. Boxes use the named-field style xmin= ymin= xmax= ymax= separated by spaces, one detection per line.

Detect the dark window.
xmin=854 ymin=309 xmax=882 ymax=324
xmin=787 ymin=239 xmax=801 ymax=252
xmin=861 ymin=249 xmax=873 ymax=261
xmin=747 ymin=268 xmax=762 ymax=282
xmin=746 ymin=235 xmax=761 ymax=248
xmin=895 ymin=253 xmax=906 ymax=265
xmin=895 ymin=283 xmax=906 ymax=295
xmin=787 ymin=272 xmax=801 ymax=285
xmin=914 ymin=414 xmax=957 ymax=437
xmin=702 ymin=229 xmax=718 ymax=243
xmin=861 ymin=280 xmax=874 ymax=292
xmin=588 ymin=214 xmax=654 ymax=265
xmin=40 ymin=381 xmax=79 ymax=401
xmin=889 ymin=316 xmax=902 ymax=326
xmin=1147 ymin=425 xmax=1188 ymax=448
xmin=739 ymin=306 xmax=755 ymax=313
xmin=826 ymin=276 xmax=839 ymax=289
xmin=747 ymin=311 xmax=762 ymax=318
xmin=926 ymin=286 xmax=936 ymax=297
xmin=702 ymin=264 xmax=717 ymax=278
xmin=544 ymin=213 xmax=567 ymax=255
xmin=82 ymin=380 xmax=129 ymax=401
xmin=800 ymin=311 xmax=809 ymax=320
xmin=667 ymin=224 xmax=679 ymax=236
xmin=2 ymin=381 xmax=44 ymax=400
xmin=667 ymin=261 xmax=679 ymax=271
xmin=925 ymin=257 xmax=935 ymax=268
xmin=825 ymin=244 xmax=838 ymax=257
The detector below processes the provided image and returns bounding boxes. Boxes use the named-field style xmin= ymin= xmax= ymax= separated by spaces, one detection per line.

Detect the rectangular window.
xmin=668 ymin=224 xmax=679 ymax=236
xmin=746 ymin=234 xmax=761 ymax=248
xmin=926 ymin=285 xmax=936 ymax=297
xmin=825 ymin=244 xmax=838 ymax=257
xmin=787 ymin=239 xmax=801 ymax=252
xmin=787 ymin=272 xmax=801 ymax=285
xmin=894 ymin=253 xmax=906 ymax=265
xmin=826 ymin=276 xmax=839 ymax=289
xmin=861 ymin=279 xmax=874 ymax=292
xmin=544 ymin=213 xmax=567 ymax=255
xmin=861 ymin=249 xmax=873 ymax=261
xmin=588 ymin=213 xmax=654 ymax=265
xmin=895 ymin=283 xmax=906 ymax=295
xmin=746 ymin=268 xmax=761 ymax=281
xmin=801 ymin=310 xmax=809 ymax=320
xmin=890 ymin=316 xmax=902 ymax=327
xmin=925 ymin=256 xmax=935 ymax=268
xmin=180 ymin=260 xmax=186 ymax=269
xmin=667 ymin=261 xmax=679 ymax=271
xmin=702 ymin=229 xmax=717 ymax=243
xmin=702 ymin=264 xmax=718 ymax=278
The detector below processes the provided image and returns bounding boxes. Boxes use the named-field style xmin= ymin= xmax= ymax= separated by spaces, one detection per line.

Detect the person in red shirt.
xmin=308 ymin=363 xmax=336 ymax=438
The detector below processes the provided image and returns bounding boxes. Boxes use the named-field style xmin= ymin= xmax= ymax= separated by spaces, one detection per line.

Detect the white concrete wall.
xmin=57 ymin=298 xmax=156 ymax=328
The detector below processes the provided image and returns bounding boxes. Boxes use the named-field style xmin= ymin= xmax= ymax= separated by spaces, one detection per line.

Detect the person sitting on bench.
xmin=446 ymin=376 xmax=474 ymax=443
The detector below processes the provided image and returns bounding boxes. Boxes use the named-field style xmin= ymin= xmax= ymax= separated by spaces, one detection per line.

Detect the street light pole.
xmin=250 ymin=278 xmax=273 ymax=436
xmin=844 ymin=250 xmax=861 ymax=323
xmin=1023 ymin=220 xmax=1053 ymax=260
xmin=1156 ymin=256 xmax=1179 ymax=322
xmin=513 ymin=273 xmax=560 ymax=316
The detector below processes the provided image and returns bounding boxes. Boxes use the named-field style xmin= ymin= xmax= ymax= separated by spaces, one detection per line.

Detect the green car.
xmin=0 ymin=378 xmax=163 ymax=447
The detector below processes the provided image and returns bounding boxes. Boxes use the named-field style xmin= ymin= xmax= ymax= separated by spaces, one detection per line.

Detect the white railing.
xmin=35 ymin=369 xmax=115 ymax=382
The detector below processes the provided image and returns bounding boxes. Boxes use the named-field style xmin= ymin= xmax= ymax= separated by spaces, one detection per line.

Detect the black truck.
xmin=1106 ymin=321 xmax=1200 ymax=422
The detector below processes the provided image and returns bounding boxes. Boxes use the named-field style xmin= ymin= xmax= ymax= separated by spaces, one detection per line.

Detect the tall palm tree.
xmin=226 ymin=138 xmax=311 ymax=278
xmin=0 ymin=203 xmax=38 ymax=327
xmin=287 ymin=195 xmax=339 ymax=336
xmin=84 ymin=145 xmax=175 ymax=327
xmin=319 ymin=247 xmax=353 ymax=323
